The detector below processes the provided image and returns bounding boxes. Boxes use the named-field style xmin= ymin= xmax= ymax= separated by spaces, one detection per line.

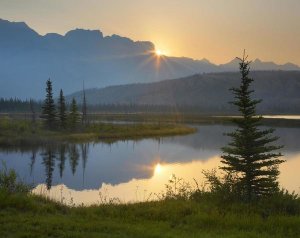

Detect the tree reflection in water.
xmin=41 ymin=147 xmax=56 ymax=190
xmin=38 ymin=143 xmax=90 ymax=189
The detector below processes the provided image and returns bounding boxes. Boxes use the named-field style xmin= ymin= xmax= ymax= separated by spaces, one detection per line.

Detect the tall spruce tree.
xmin=221 ymin=52 xmax=284 ymax=201
xmin=81 ymin=82 xmax=87 ymax=126
xmin=68 ymin=98 xmax=80 ymax=130
xmin=58 ymin=89 xmax=67 ymax=129
xmin=41 ymin=79 xmax=56 ymax=129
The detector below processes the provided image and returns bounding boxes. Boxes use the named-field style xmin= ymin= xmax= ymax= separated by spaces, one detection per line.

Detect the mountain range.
xmin=68 ymin=71 xmax=300 ymax=114
xmin=0 ymin=18 xmax=299 ymax=99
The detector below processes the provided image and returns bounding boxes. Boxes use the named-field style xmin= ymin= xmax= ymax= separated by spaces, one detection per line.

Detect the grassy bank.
xmin=1 ymin=166 xmax=300 ymax=237
xmin=1 ymin=190 xmax=300 ymax=237
xmin=85 ymin=113 xmax=300 ymax=127
xmin=0 ymin=118 xmax=196 ymax=147
xmin=3 ymin=113 xmax=300 ymax=127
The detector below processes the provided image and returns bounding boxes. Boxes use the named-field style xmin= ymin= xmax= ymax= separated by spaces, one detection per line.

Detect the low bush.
xmin=0 ymin=162 xmax=31 ymax=194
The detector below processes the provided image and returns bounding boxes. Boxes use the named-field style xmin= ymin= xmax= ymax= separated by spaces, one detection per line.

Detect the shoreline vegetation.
xmin=88 ymin=113 xmax=300 ymax=127
xmin=2 ymin=112 xmax=300 ymax=127
xmin=1 ymin=113 xmax=300 ymax=147
xmin=1 ymin=167 xmax=300 ymax=237
xmin=1 ymin=196 xmax=300 ymax=238
xmin=0 ymin=79 xmax=200 ymax=147
xmin=0 ymin=117 xmax=196 ymax=147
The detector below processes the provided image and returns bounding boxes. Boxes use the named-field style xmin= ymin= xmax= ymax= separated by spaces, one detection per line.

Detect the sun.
xmin=155 ymin=49 xmax=163 ymax=56
xmin=154 ymin=163 xmax=162 ymax=174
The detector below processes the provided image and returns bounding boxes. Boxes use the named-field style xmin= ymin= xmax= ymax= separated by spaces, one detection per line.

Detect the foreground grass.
xmin=1 ymin=191 xmax=300 ymax=238
xmin=0 ymin=118 xmax=196 ymax=147
xmin=1 ymin=165 xmax=300 ymax=237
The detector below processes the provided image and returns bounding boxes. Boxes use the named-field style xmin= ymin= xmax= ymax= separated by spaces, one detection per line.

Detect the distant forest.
xmin=1 ymin=97 xmax=300 ymax=115
xmin=0 ymin=98 xmax=177 ymax=114
xmin=2 ymin=71 xmax=300 ymax=115
xmin=0 ymin=98 xmax=42 ymax=113
xmin=66 ymin=71 xmax=300 ymax=115
xmin=0 ymin=97 xmax=235 ymax=114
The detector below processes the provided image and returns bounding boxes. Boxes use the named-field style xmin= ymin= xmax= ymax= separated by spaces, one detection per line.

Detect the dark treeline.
xmin=0 ymin=98 xmax=236 ymax=115
xmin=68 ymin=102 xmax=300 ymax=115
xmin=84 ymin=99 xmax=300 ymax=115
xmin=2 ymin=98 xmax=299 ymax=115
xmin=0 ymin=98 xmax=42 ymax=113
xmin=86 ymin=103 xmax=237 ymax=114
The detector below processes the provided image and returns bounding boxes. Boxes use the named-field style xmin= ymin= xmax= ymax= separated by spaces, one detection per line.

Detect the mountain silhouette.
xmin=0 ymin=18 xmax=299 ymax=99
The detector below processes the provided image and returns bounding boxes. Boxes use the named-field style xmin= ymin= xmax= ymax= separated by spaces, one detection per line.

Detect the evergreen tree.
xmin=41 ymin=79 xmax=57 ymax=129
xmin=81 ymin=83 xmax=88 ymax=126
xmin=221 ymin=52 xmax=284 ymax=201
xmin=58 ymin=89 xmax=67 ymax=129
xmin=29 ymin=98 xmax=36 ymax=124
xmin=68 ymin=98 xmax=80 ymax=130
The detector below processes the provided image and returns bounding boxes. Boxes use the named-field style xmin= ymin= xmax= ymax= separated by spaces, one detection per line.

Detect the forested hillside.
xmin=68 ymin=71 xmax=300 ymax=114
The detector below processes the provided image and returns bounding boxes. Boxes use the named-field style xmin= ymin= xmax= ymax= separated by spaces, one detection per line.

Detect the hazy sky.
xmin=1 ymin=0 xmax=300 ymax=64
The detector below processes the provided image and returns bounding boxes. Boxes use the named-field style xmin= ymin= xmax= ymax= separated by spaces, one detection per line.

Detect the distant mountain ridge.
xmin=0 ymin=18 xmax=299 ymax=99
xmin=68 ymin=71 xmax=300 ymax=114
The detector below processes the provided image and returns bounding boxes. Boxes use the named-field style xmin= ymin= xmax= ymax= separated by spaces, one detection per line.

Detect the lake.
xmin=1 ymin=124 xmax=300 ymax=205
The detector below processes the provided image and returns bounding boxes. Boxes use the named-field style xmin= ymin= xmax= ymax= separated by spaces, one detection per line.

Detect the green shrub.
xmin=190 ymin=169 xmax=300 ymax=216
xmin=0 ymin=162 xmax=31 ymax=194
xmin=0 ymin=117 xmax=12 ymax=130
xmin=0 ymin=118 xmax=32 ymax=134
xmin=258 ymin=190 xmax=300 ymax=216
xmin=191 ymin=169 xmax=244 ymax=204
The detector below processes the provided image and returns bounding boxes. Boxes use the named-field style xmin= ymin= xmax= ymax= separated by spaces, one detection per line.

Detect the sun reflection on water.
xmin=154 ymin=163 xmax=162 ymax=175
xmin=32 ymin=154 xmax=300 ymax=206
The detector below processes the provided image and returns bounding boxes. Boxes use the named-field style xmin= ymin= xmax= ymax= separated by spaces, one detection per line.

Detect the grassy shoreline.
xmin=1 ymin=191 xmax=300 ymax=238
xmin=0 ymin=118 xmax=196 ymax=147
xmin=3 ymin=112 xmax=300 ymax=127
xmin=82 ymin=113 xmax=300 ymax=127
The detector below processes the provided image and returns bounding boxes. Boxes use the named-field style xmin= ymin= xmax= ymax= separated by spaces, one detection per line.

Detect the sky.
xmin=0 ymin=0 xmax=300 ymax=65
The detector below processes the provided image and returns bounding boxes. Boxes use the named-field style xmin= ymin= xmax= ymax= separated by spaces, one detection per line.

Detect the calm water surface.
xmin=263 ymin=115 xmax=300 ymax=119
xmin=1 ymin=124 xmax=300 ymax=205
